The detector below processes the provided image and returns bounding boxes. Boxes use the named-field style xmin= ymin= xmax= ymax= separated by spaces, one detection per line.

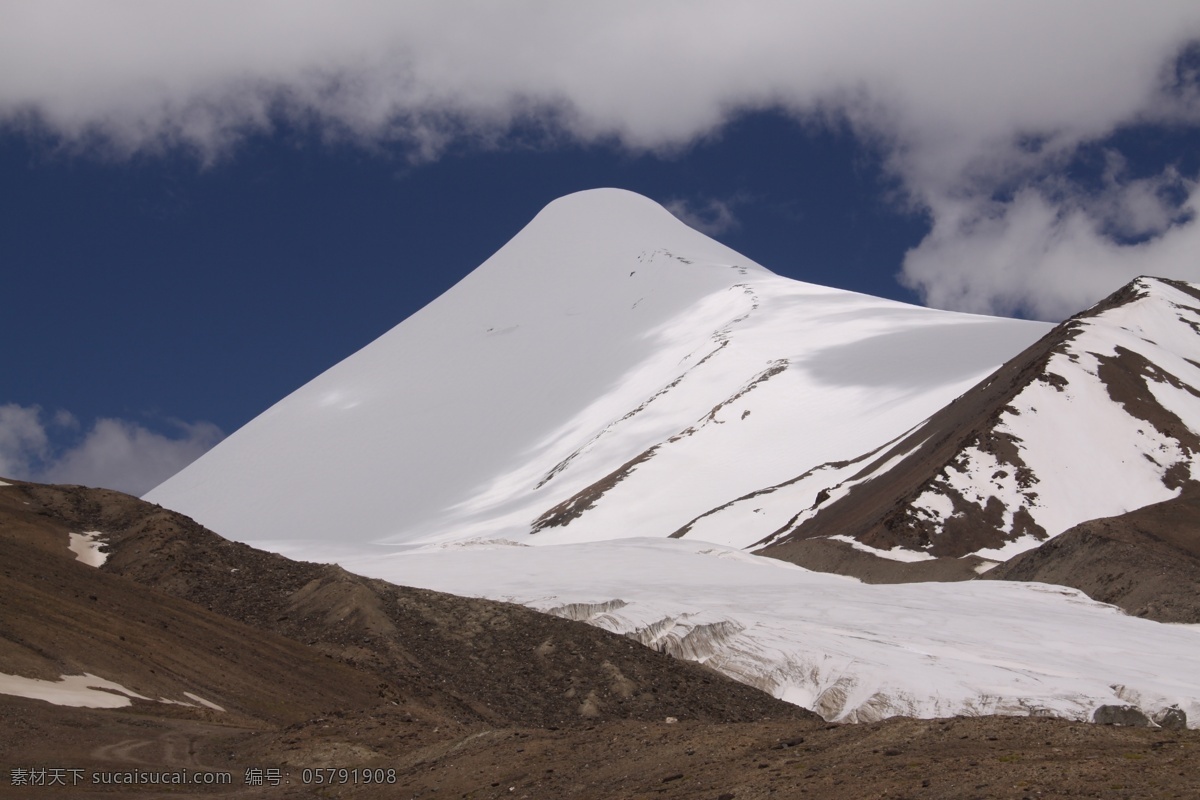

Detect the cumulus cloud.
xmin=5 ymin=1 xmax=1200 ymax=316
xmin=0 ymin=404 xmax=222 ymax=496
xmin=904 ymin=189 xmax=1173 ymax=319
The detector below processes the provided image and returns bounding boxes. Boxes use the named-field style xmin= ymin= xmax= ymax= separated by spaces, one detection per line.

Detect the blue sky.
xmin=4 ymin=2 xmax=1200 ymax=494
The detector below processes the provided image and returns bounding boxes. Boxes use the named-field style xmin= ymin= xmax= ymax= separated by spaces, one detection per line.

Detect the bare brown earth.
xmin=7 ymin=693 xmax=1200 ymax=800
xmin=3 ymin=478 xmax=1200 ymax=798
xmin=985 ymin=482 xmax=1200 ymax=623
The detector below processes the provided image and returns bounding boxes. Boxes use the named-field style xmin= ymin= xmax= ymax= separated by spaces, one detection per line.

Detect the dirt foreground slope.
xmin=16 ymin=480 xmax=798 ymax=729
xmin=2 ymin=478 xmax=1199 ymax=799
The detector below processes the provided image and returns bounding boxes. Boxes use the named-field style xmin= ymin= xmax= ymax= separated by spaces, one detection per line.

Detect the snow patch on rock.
xmin=68 ymin=531 xmax=108 ymax=568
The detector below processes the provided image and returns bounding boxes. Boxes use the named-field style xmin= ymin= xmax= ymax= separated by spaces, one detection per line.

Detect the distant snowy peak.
xmin=758 ymin=276 xmax=1200 ymax=564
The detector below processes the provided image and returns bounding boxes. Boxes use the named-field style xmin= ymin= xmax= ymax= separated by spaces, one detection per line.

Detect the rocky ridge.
xmin=755 ymin=277 xmax=1200 ymax=584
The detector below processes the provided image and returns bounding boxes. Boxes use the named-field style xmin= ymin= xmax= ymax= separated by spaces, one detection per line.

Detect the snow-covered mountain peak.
xmin=145 ymin=189 xmax=775 ymax=546
xmin=1070 ymin=275 xmax=1200 ymax=351
xmin=509 ymin=187 xmax=746 ymax=260
xmin=145 ymin=189 xmax=1048 ymax=552
xmin=445 ymin=188 xmax=771 ymax=303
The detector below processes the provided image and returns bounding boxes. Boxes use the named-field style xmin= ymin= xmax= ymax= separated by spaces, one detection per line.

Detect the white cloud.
xmin=901 ymin=171 xmax=1200 ymax=320
xmin=0 ymin=404 xmax=50 ymax=478
xmin=5 ymin=2 xmax=1200 ymax=315
xmin=0 ymin=404 xmax=222 ymax=496
xmin=665 ymin=196 xmax=742 ymax=236
xmin=51 ymin=409 xmax=80 ymax=430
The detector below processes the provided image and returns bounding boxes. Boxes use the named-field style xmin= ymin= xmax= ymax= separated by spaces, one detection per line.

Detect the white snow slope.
xmin=146 ymin=188 xmax=1046 ymax=550
xmin=144 ymin=189 xmax=1200 ymax=727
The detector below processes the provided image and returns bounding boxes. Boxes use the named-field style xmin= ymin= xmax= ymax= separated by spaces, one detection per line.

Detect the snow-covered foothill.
xmin=907 ymin=278 xmax=1200 ymax=557
xmin=756 ymin=276 xmax=1200 ymax=564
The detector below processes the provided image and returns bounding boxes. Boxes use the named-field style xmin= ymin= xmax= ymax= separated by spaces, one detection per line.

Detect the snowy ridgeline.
xmin=906 ymin=277 xmax=1200 ymax=553
xmin=275 ymin=537 xmax=1200 ymax=728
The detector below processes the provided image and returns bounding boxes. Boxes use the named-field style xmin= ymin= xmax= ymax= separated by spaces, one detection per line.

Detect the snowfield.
xmin=300 ymin=537 xmax=1200 ymax=727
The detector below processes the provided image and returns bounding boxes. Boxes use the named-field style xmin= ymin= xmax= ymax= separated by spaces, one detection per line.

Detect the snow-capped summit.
xmin=145 ymin=188 xmax=1048 ymax=552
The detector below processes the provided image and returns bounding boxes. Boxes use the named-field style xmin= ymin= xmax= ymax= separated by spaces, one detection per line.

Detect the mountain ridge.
xmin=757 ymin=275 xmax=1200 ymax=572
xmin=983 ymin=480 xmax=1200 ymax=623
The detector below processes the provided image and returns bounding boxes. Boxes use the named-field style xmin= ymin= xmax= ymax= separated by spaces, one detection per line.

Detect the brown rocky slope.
xmin=985 ymin=482 xmax=1200 ymax=623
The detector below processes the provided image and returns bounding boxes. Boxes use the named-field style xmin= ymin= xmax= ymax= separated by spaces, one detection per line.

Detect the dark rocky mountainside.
xmin=0 ymin=481 xmax=385 ymax=728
